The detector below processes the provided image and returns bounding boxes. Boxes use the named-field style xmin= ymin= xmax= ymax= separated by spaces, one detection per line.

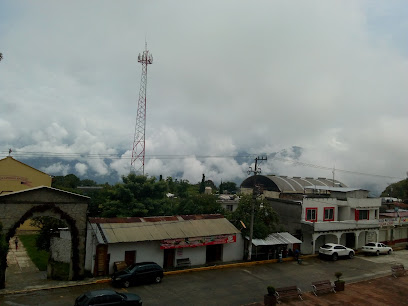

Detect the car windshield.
xmin=76 ymin=295 xmax=89 ymax=303
xmin=366 ymin=243 xmax=376 ymax=246
xmin=124 ymin=264 xmax=137 ymax=273
xmin=320 ymin=244 xmax=333 ymax=249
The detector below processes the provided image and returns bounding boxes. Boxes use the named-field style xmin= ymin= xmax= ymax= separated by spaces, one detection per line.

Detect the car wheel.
xmin=332 ymin=253 xmax=338 ymax=261
xmin=349 ymin=252 xmax=354 ymax=259
xmin=376 ymin=250 xmax=380 ymax=256
xmin=155 ymin=276 xmax=162 ymax=283
xmin=388 ymin=250 xmax=391 ymax=255
xmin=123 ymin=280 xmax=130 ymax=288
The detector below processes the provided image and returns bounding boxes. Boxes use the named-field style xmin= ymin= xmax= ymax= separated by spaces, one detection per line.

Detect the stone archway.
xmin=0 ymin=186 xmax=88 ymax=289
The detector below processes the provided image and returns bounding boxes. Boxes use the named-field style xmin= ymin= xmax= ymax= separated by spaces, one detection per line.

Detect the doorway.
xmin=345 ymin=233 xmax=355 ymax=248
xmin=206 ymin=245 xmax=222 ymax=263
xmin=163 ymin=249 xmax=175 ymax=269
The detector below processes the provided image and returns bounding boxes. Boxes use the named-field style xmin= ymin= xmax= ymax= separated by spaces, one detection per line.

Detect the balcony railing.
xmin=302 ymin=219 xmax=379 ymax=231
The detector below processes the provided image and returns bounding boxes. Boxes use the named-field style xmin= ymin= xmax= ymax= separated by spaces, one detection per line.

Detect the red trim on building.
xmin=323 ymin=207 xmax=335 ymax=221
xmin=305 ymin=207 xmax=318 ymax=222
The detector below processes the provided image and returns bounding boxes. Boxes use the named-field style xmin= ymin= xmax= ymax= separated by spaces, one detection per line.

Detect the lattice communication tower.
xmin=131 ymin=43 xmax=153 ymax=174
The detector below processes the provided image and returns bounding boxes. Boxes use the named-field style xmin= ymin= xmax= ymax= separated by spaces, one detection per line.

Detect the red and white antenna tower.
xmin=131 ymin=43 xmax=153 ymax=175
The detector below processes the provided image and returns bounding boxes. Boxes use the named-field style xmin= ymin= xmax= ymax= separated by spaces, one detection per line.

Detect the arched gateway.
xmin=0 ymin=186 xmax=89 ymax=289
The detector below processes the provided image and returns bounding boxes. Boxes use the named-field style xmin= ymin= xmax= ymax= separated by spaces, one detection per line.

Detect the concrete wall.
xmin=50 ymin=236 xmax=71 ymax=263
xmin=223 ymin=234 xmax=244 ymax=262
xmin=302 ymin=198 xmax=338 ymax=221
xmin=266 ymin=199 xmax=302 ymax=235
xmin=107 ymin=241 xmax=163 ymax=274
xmin=85 ymin=226 xmax=96 ymax=272
xmin=176 ymin=246 xmax=206 ymax=266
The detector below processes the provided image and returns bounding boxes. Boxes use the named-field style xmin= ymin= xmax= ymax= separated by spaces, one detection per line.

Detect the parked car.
xmin=112 ymin=262 xmax=164 ymax=288
xmin=319 ymin=243 xmax=355 ymax=261
xmin=74 ymin=289 xmax=142 ymax=306
xmin=361 ymin=242 xmax=393 ymax=255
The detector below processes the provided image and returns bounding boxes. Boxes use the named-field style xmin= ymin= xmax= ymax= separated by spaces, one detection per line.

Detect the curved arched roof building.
xmin=241 ymin=175 xmax=347 ymax=197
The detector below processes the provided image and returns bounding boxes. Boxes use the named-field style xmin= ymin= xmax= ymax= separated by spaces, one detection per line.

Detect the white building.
xmin=85 ymin=214 xmax=243 ymax=276
xmin=301 ymin=187 xmax=381 ymax=254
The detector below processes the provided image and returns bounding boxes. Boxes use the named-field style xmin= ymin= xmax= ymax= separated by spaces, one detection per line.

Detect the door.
xmin=163 ymin=249 xmax=175 ymax=269
xmin=94 ymin=244 xmax=108 ymax=276
xmin=125 ymin=250 xmax=136 ymax=267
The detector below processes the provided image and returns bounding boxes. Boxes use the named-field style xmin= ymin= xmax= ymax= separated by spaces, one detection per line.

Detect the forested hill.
xmin=381 ymin=179 xmax=408 ymax=201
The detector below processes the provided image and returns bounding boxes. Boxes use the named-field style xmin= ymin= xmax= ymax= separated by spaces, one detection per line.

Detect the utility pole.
xmin=247 ymin=156 xmax=267 ymax=261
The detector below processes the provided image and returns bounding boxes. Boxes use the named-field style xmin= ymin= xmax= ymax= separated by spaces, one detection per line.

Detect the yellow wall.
xmin=0 ymin=156 xmax=52 ymax=194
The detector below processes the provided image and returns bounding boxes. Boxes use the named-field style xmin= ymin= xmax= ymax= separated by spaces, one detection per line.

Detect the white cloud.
xmin=0 ymin=1 xmax=407 ymax=194
xmin=75 ymin=163 xmax=88 ymax=176
xmin=41 ymin=162 xmax=70 ymax=176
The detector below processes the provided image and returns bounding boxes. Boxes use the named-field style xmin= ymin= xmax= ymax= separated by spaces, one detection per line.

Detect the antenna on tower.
xmin=130 ymin=43 xmax=153 ymax=175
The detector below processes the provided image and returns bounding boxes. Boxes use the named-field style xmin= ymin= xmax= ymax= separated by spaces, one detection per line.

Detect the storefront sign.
xmin=379 ymin=218 xmax=408 ymax=227
xmin=160 ymin=234 xmax=236 ymax=249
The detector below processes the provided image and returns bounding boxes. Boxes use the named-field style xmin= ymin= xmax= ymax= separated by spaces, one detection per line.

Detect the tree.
xmin=219 ymin=181 xmax=237 ymax=194
xmin=99 ymin=174 xmax=170 ymax=217
xmin=79 ymin=179 xmax=98 ymax=186
xmin=177 ymin=194 xmax=225 ymax=215
xmin=199 ymin=174 xmax=206 ymax=194
xmin=52 ymin=174 xmax=81 ymax=190
xmin=0 ymin=222 xmax=8 ymax=289
xmin=229 ymin=195 xmax=279 ymax=239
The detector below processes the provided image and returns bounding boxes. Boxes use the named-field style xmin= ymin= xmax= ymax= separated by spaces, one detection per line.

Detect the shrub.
xmin=267 ymin=286 xmax=276 ymax=296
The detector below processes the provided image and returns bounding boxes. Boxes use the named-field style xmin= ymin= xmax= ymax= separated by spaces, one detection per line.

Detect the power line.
xmin=1 ymin=150 xmax=405 ymax=180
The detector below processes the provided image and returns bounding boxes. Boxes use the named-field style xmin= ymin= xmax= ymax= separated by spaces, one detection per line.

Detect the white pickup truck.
xmin=361 ymin=242 xmax=392 ymax=255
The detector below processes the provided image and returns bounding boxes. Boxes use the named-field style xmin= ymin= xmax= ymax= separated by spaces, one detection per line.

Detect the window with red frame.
xmin=306 ymin=208 xmax=317 ymax=222
xmin=323 ymin=207 xmax=334 ymax=221
xmin=355 ymin=209 xmax=369 ymax=220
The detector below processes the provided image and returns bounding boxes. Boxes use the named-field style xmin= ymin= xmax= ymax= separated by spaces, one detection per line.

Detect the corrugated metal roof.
xmin=92 ymin=217 xmax=241 ymax=244
xmin=267 ymin=176 xmax=347 ymax=193
xmin=304 ymin=186 xmax=367 ymax=192
xmin=251 ymin=232 xmax=302 ymax=246
xmin=241 ymin=175 xmax=347 ymax=193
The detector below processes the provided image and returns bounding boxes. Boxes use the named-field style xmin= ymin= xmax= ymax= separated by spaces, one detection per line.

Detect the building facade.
xmin=301 ymin=188 xmax=381 ymax=254
xmin=85 ymin=214 xmax=244 ymax=275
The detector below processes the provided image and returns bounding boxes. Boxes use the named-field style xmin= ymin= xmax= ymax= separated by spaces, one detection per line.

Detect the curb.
xmin=0 ymin=256 xmax=308 ymax=296
xmin=1 ymin=249 xmax=400 ymax=296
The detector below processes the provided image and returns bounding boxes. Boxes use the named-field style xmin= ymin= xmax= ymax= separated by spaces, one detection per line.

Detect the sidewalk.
xmin=249 ymin=274 xmax=408 ymax=305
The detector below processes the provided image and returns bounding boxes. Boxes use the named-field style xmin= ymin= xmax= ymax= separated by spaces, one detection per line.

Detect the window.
xmin=323 ymin=207 xmax=334 ymax=221
xmin=226 ymin=204 xmax=233 ymax=212
xmin=305 ymin=208 xmax=317 ymax=222
xmin=355 ymin=209 xmax=369 ymax=220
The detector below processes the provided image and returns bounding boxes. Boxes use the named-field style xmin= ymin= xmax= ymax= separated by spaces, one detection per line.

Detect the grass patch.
xmin=18 ymin=234 xmax=49 ymax=271
xmin=49 ymin=260 xmax=70 ymax=280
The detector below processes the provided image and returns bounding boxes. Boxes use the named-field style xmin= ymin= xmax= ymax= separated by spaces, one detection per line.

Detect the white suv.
xmin=319 ymin=243 xmax=355 ymax=261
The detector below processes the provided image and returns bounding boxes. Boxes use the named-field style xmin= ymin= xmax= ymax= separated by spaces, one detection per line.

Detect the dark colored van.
xmin=112 ymin=262 xmax=164 ymax=288
xmin=74 ymin=289 xmax=142 ymax=306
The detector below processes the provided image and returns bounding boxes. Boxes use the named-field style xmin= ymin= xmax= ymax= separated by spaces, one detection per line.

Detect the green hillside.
xmin=381 ymin=179 xmax=408 ymax=200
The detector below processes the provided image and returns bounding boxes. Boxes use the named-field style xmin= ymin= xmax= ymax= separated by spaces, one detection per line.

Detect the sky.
xmin=1 ymin=1 xmax=407 ymax=195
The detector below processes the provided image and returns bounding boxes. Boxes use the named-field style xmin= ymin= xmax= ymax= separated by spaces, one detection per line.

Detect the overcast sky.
xmin=1 ymin=1 xmax=407 ymax=195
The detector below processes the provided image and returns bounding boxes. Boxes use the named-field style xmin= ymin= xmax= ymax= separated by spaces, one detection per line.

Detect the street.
xmin=1 ymin=250 xmax=407 ymax=306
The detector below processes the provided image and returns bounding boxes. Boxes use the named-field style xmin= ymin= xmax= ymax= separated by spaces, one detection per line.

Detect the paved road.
xmin=1 ymin=250 xmax=406 ymax=306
